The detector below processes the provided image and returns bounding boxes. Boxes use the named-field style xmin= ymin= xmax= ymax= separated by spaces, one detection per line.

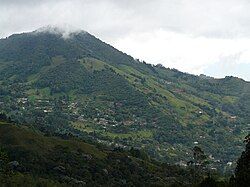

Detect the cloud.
xmin=34 ymin=25 xmax=85 ymax=39
xmin=1 ymin=0 xmax=250 ymax=39
xmin=0 ymin=0 xmax=249 ymax=80
xmin=113 ymin=29 xmax=250 ymax=79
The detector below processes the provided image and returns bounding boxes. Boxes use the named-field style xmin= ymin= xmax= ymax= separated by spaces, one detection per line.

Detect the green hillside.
xmin=0 ymin=29 xmax=249 ymax=171
xmin=0 ymin=119 xmax=197 ymax=186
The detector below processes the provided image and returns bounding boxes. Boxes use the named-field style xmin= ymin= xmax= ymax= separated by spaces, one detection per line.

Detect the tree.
xmin=193 ymin=146 xmax=207 ymax=166
xmin=0 ymin=147 xmax=9 ymax=172
xmin=234 ymin=134 xmax=250 ymax=187
xmin=0 ymin=113 xmax=7 ymax=121
xmin=190 ymin=146 xmax=209 ymax=184
xmin=199 ymin=176 xmax=217 ymax=187
xmin=129 ymin=147 xmax=149 ymax=161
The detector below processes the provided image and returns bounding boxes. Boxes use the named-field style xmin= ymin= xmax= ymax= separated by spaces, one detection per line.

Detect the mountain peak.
xmin=34 ymin=25 xmax=87 ymax=38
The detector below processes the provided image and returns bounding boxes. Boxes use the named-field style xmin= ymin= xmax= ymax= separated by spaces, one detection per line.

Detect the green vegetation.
xmin=0 ymin=118 xmax=248 ymax=186
xmin=0 ymin=30 xmax=249 ymax=174
xmin=232 ymin=134 xmax=250 ymax=187
xmin=0 ymin=119 xmax=201 ymax=186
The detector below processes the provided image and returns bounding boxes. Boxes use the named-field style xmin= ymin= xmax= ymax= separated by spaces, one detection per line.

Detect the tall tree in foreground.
xmin=234 ymin=134 xmax=250 ymax=187
xmin=189 ymin=146 xmax=209 ymax=184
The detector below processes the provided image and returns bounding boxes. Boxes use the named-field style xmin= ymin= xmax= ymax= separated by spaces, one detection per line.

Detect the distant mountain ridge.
xmin=0 ymin=28 xmax=249 ymax=169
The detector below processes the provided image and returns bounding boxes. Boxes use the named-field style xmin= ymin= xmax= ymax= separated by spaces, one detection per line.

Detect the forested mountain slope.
xmin=0 ymin=119 xmax=195 ymax=186
xmin=0 ymin=28 xmax=249 ymax=170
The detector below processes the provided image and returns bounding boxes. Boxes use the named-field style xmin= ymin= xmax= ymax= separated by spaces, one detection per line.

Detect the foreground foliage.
xmin=0 ymin=119 xmax=249 ymax=186
xmin=0 ymin=120 xmax=200 ymax=186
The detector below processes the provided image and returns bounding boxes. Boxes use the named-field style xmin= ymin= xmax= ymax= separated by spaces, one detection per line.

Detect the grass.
xmin=26 ymin=87 xmax=51 ymax=100
xmin=119 ymin=65 xmax=146 ymax=77
xmin=72 ymin=121 xmax=97 ymax=133
xmin=72 ymin=121 xmax=153 ymax=140
xmin=104 ymin=130 xmax=153 ymax=139
xmin=80 ymin=58 xmax=107 ymax=71
xmin=222 ymin=96 xmax=238 ymax=104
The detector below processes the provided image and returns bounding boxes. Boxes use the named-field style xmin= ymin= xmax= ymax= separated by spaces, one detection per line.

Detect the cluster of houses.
xmin=17 ymin=97 xmax=53 ymax=113
xmin=14 ymin=96 xmax=149 ymax=131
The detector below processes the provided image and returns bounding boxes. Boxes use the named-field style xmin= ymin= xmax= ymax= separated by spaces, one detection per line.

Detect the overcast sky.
xmin=1 ymin=0 xmax=250 ymax=81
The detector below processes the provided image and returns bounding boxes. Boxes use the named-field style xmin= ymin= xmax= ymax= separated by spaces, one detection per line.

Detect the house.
xmin=78 ymin=115 xmax=86 ymax=122
xmin=123 ymin=120 xmax=133 ymax=126
xmin=17 ymin=98 xmax=28 ymax=104
xmin=173 ymin=89 xmax=185 ymax=93
xmin=98 ymin=118 xmax=109 ymax=125
xmin=227 ymin=162 xmax=233 ymax=166
xmin=230 ymin=116 xmax=237 ymax=120
xmin=176 ymin=160 xmax=187 ymax=167
xmin=44 ymin=109 xmax=52 ymax=113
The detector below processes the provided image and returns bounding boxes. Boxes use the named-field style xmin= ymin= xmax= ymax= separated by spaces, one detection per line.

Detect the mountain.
xmin=0 ymin=27 xmax=249 ymax=169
